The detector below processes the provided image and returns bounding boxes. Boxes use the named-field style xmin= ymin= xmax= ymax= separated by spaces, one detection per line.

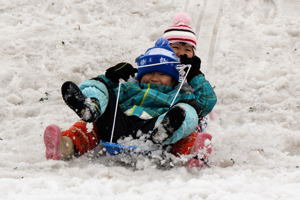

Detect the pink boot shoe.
xmin=44 ymin=125 xmax=62 ymax=160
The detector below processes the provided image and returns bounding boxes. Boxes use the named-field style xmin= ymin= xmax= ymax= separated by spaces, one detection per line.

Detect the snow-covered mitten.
xmin=61 ymin=81 xmax=101 ymax=122
xmin=151 ymin=106 xmax=185 ymax=144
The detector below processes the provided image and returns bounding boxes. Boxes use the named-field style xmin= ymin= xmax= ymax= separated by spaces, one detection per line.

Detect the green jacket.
xmin=80 ymin=74 xmax=217 ymax=119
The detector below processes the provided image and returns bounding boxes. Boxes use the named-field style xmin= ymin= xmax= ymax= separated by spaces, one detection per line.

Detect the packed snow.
xmin=0 ymin=0 xmax=299 ymax=199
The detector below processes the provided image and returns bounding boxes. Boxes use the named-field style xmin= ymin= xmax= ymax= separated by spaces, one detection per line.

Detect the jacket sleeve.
xmin=188 ymin=74 xmax=217 ymax=117
xmin=92 ymin=74 xmax=118 ymax=89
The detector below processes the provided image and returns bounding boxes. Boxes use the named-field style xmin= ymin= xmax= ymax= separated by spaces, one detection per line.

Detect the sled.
xmin=99 ymin=141 xmax=138 ymax=155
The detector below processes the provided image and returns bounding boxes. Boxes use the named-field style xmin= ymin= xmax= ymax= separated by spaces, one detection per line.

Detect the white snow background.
xmin=0 ymin=0 xmax=300 ymax=199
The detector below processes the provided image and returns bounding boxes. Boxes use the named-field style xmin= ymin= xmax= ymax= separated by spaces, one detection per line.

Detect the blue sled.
xmin=100 ymin=141 xmax=137 ymax=155
xmin=99 ymin=142 xmax=154 ymax=156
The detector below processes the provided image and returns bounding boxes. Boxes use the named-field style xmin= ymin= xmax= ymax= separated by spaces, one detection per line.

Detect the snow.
xmin=0 ymin=0 xmax=300 ymax=199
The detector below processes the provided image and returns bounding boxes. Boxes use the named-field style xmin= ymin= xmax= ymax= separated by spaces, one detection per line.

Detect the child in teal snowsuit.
xmin=44 ymin=38 xmax=217 ymax=160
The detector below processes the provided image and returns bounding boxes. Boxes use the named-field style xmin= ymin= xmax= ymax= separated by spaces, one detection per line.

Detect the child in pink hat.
xmin=164 ymin=12 xmax=197 ymax=58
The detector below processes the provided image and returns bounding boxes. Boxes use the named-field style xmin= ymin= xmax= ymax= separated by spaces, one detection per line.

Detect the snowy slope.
xmin=0 ymin=0 xmax=300 ymax=199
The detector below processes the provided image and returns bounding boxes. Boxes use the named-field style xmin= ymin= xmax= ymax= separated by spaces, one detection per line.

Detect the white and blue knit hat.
xmin=135 ymin=38 xmax=180 ymax=82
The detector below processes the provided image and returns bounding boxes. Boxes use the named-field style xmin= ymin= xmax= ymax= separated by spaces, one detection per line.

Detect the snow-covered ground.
xmin=1 ymin=0 xmax=300 ymax=199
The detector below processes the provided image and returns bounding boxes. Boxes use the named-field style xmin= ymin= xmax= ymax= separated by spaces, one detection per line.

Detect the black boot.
xmin=61 ymin=81 xmax=100 ymax=122
xmin=151 ymin=106 xmax=185 ymax=144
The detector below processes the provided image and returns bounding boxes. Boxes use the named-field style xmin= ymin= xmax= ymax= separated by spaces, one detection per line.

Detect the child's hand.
xmin=180 ymin=55 xmax=203 ymax=82
xmin=105 ymin=62 xmax=137 ymax=83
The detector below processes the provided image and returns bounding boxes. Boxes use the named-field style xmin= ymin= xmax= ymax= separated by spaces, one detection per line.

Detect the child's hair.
xmin=135 ymin=38 xmax=180 ymax=82
xmin=163 ymin=13 xmax=197 ymax=49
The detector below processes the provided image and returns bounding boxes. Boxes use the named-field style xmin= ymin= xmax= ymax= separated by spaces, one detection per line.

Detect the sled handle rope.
xmin=170 ymin=64 xmax=191 ymax=107
xmin=110 ymin=79 xmax=125 ymax=143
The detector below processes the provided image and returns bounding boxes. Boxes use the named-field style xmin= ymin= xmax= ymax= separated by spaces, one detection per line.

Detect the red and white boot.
xmin=186 ymin=132 xmax=212 ymax=168
xmin=172 ymin=132 xmax=212 ymax=168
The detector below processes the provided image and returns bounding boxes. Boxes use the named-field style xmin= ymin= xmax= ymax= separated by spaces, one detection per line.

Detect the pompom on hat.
xmin=163 ymin=12 xmax=197 ymax=48
xmin=135 ymin=38 xmax=180 ymax=82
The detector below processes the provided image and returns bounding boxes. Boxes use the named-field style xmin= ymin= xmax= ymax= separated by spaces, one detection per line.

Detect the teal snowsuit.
xmin=79 ymin=74 xmax=217 ymax=144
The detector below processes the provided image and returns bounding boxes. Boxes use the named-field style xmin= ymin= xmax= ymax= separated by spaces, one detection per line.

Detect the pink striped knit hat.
xmin=163 ymin=13 xmax=197 ymax=49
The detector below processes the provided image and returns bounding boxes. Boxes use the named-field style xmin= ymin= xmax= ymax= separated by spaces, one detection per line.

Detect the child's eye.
xmin=185 ymin=48 xmax=192 ymax=52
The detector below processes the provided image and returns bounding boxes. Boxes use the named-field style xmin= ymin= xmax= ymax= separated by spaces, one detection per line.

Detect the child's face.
xmin=141 ymin=72 xmax=175 ymax=86
xmin=170 ymin=42 xmax=194 ymax=58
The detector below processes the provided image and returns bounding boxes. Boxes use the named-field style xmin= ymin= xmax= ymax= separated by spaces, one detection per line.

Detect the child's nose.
xmin=150 ymin=74 xmax=159 ymax=82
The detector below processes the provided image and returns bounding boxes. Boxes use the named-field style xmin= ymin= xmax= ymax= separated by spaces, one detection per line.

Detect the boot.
xmin=61 ymin=121 xmax=98 ymax=156
xmin=44 ymin=125 xmax=74 ymax=160
xmin=61 ymin=81 xmax=100 ymax=122
xmin=186 ymin=132 xmax=212 ymax=168
xmin=172 ymin=131 xmax=212 ymax=168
